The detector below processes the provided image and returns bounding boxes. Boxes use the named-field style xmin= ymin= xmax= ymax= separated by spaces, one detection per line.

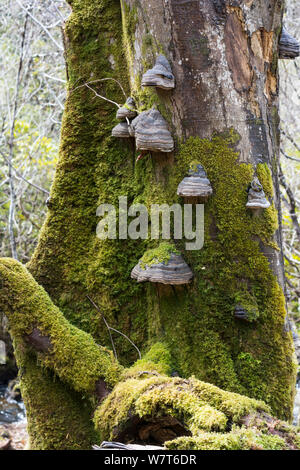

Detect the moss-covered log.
xmin=0 ymin=258 xmax=122 ymax=449
xmin=1 ymin=258 xmax=300 ymax=450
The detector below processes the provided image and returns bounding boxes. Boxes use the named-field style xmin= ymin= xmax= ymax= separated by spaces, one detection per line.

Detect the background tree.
xmin=0 ymin=0 xmax=69 ymax=382
xmin=1 ymin=0 xmax=300 ymax=450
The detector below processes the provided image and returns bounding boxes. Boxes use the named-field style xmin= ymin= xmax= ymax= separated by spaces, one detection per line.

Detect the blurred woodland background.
xmin=0 ymin=0 xmax=299 ymax=341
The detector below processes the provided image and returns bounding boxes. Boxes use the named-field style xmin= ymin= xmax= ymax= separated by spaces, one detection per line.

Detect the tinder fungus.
xmin=116 ymin=97 xmax=137 ymax=120
xmin=131 ymin=108 xmax=174 ymax=152
xmin=234 ymin=305 xmax=250 ymax=321
xmin=177 ymin=164 xmax=213 ymax=202
xmin=111 ymin=122 xmax=131 ymax=138
xmin=279 ymin=27 xmax=300 ymax=59
xmin=142 ymin=55 xmax=175 ymax=90
xmin=246 ymin=177 xmax=270 ymax=211
xmin=131 ymin=253 xmax=193 ymax=285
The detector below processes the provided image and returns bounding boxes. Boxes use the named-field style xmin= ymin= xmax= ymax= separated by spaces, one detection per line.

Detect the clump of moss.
xmin=94 ymin=374 xmax=269 ymax=442
xmin=140 ymin=242 xmax=179 ymax=269
xmin=165 ymin=427 xmax=289 ymax=450
xmin=256 ymin=163 xmax=274 ymax=198
xmin=122 ymin=342 xmax=173 ymax=378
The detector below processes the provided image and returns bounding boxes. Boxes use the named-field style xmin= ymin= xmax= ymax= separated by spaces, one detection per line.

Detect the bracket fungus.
xmin=131 ymin=108 xmax=174 ymax=153
xmin=279 ymin=27 xmax=300 ymax=59
xmin=141 ymin=54 xmax=175 ymax=90
xmin=246 ymin=177 xmax=270 ymax=213
xmin=234 ymin=305 xmax=250 ymax=321
xmin=131 ymin=253 xmax=193 ymax=285
xmin=234 ymin=303 xmax=259 ymax=322
xmin=111 ymin=121 xmax=131 ymax=138
xmin=116 ymin=97 xmax=137 ymax=120
xmin=177 ymin=163 xmax=213 ymax=202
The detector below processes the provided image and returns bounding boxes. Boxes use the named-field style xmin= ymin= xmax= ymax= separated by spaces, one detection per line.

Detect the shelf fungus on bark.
xmin=141 ymin=54 xmax=175 ymax=90
xmin=131 ymin=253 xmax=193 ymax=285
xmin=246 ymin=177 xmax=270 ymax=213
xmin=111 ymin=121 xmax=131 ymax=138
xmin=177 ymin=163 xmax=213 ymax=202
xmin=279 ymin=27 xmax=300 ymax=59
xmin=234 ymin=305 xmax=251 ymax=321
xmin=131 ymin=108 xmax=174 ymax=152
xmin=234 ymin=304 xmax=259 ymax=322
xmin=116 ymin=97 xmax=137 ymax=120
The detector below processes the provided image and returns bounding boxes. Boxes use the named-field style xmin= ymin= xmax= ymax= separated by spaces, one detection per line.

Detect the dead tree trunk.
xmin=0 ymin=0 xmax=298 ymax=449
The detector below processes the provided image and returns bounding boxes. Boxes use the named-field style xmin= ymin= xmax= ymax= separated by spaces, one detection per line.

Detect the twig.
xmin=84 ymin=83 xmax=120 ymax=108
xmin=280 ymin=148 xmax=300 ymax=163
xmin=86 ymin=296 xmax=141 ymax=360
xmin=71 ymin=78 xmax=127 ymax=101
xmin=279 ymin=163 xmax=300 ymax=242
xmin=16 ymin=0 xmax=64 ymax=51
xmin=108 ymin=327 xmax=141 ymax=360
xmin=86 ymin=295 xmax=118 ymax=360
xmin=0 ymin=151 xmax=49 ymax=195
xmin=7 ymin=13 xmax=29 ymax=259
xmin=281 ymin=129 xmax=300 ymax=155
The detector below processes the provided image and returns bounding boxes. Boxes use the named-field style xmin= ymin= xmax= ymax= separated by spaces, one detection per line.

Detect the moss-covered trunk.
xmin=2 ymin=0 xmax=297 ymax=449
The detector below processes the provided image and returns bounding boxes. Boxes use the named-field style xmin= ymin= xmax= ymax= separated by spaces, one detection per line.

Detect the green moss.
xmin=120 ymin=0 xmax=138 ymax=74
xmin=122 ymin=342 xmax=173 ymax=378
xmin=0 ymin=258 xmax=123 ymax=394
xmin=94 ymin=373 xmax=271 ymax=443
xmin=165 ymin=427 xmax=288 ymax=450
xmin=256 ymin=163 xmax=274 ymax=197
xmin=233 ymin=292 xmax=260 ymax=322
xmin=17 ymin=352 xmax=98 ymax=450
xmin=26 ymin=0 xmax=296 ymax=427
xmin=140 ymin=242 xmax=179 ymax=269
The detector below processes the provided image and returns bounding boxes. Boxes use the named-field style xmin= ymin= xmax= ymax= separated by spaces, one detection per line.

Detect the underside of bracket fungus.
xmin=177 ymin=163 xmax=213 ymax=202
xmin=111 ymin=121 xmax=131 ymax=138
xmin=130 ymin=107 xmax=174 ymax=152
xmin=116 ymin=97 xmax=137 ymax=120
xmin=246 ymin=177 xmax=270 ymax=211
xmin=279 ymin=27 xmax=300 ymax=59
xmin=131 ymin=253 xmax=193 ymax=285
xmin=141 ymin=54 xmax=175 ymax=90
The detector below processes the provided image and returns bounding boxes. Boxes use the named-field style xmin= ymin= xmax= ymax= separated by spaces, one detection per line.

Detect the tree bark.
xmin=1 ymin=0 xmax=298 ymax=449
